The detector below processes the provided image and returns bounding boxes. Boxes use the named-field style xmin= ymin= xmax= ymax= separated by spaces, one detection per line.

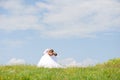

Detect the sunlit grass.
xmin=0 ymin=58 xmax=120 ymax=80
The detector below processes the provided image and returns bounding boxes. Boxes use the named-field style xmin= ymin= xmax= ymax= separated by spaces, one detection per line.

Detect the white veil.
xmin=43 ymin=48 xmax=56 ymax=55
xmin=43 ymin=48 xmax=51 ymax=54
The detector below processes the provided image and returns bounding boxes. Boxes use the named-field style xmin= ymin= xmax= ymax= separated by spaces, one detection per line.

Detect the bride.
xmin=37 ymin=49 xmax=62 ymax=68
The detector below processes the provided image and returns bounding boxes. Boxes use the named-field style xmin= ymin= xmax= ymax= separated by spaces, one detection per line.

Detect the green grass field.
xmin=0 ymin=58 xmax=120 ymax=80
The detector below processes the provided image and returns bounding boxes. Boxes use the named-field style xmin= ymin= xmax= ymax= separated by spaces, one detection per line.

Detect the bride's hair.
xmin=48 ymin=49 xmax=57 ymax=56
xmin=44 ymin=49 xmax=57 ymax=56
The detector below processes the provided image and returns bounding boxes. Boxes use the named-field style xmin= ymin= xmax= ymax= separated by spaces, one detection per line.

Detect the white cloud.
xmin=7 ymin=58 xmax=26 ymax=65
xmin=0 ymin=0 xmax=43 ymax=31
xmin=59 ymin=58 xmax=97 ymax=67
xmin=0 ymin=0 xmax=120 ymax=38
xmin=42 ymin=0 xmax=120 ymax=38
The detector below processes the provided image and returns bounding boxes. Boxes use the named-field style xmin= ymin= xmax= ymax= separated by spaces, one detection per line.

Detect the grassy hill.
xmin=0 ymin=58 xmax=120 ymax=80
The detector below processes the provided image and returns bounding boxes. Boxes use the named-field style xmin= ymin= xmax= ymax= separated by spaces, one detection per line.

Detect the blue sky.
xmin=0 ymin=0 xmax=120 ymax=66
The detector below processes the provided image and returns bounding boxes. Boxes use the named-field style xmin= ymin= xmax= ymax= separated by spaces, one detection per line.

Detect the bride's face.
xmin=48 ymin=49 xmax=54 ymax=56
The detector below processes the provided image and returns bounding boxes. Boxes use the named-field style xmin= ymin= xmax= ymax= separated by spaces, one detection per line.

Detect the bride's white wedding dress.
xmin=37 ymin=49 xmax=62 ymax=68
